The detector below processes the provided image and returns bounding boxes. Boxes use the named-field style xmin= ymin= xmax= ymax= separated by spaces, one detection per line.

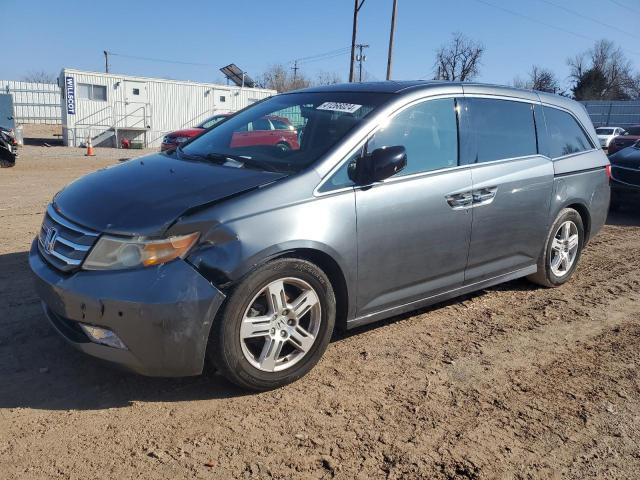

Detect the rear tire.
xmin=0 ymin=159 xmax=15 ymax=168
xmin=209 ymin=258 xmax=336 ymax=391
xmin=527 ymin=208 xmax=584 ymax=287
xmin=275 ymin=142 xmax=291 ymax=151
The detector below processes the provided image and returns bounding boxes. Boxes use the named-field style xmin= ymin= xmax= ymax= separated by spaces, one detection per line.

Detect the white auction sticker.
xmin=316 ymin=102 xmax=362 ymax=114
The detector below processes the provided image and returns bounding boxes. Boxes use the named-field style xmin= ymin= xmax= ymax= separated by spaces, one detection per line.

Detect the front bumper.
xmin=29 ymin=240 xmax=225 ymax=376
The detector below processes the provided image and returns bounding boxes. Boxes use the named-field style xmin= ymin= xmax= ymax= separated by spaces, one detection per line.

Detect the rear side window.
xmin=460 ymin=98 xmax=537 ymax=164
xmin=543 ymin=106 xmax=593 ymax=158
xmin=367 ymin=97 xmax=458 ymax=176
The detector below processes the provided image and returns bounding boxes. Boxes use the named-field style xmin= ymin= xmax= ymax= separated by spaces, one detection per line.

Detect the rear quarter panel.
xmin=551 ymin=150 xmax=610 ymax=242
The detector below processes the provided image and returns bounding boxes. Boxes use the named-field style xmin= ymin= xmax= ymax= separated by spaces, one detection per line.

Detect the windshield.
xmin=180 ymin=91 xmax=391 ymax=173
xmin=596 ymin=128 xmax=614 ymax=135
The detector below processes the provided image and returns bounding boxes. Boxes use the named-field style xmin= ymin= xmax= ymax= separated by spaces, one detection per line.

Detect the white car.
xmin=596 ymin=126 xmax=626 ymax=149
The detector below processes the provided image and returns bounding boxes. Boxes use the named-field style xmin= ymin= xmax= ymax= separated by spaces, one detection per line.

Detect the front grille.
xmin=38 ymin=205 xmax=99 ymax=272
xmin=611 ymin=165 xmax=640 ymax=187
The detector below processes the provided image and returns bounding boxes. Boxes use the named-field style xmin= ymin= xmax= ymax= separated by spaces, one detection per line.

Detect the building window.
xmin=77 ymin=83 xmax=107 ymax=101
xmin=132 ymin=88 xmax=140 ymax=95
xmin=219 ymin=95 xmax=226 ymax=103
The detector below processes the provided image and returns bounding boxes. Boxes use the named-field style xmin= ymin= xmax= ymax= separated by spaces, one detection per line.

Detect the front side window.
xmin=271 ymin=118 xmax=294 ymax=130
xmin=367 ymin=97 xmax=458 ymax=176
xmin=461 ymin=98 xmax=537 ymax=164
xmin=252 ymin=118 xmax=272 ymax=131
xmin=319 ymin=98 xmax=459 ymax=192
xmin=180 ymin=92 xmax=390 ymax=173
xmin=543 ymin=106 xmax=593 ymax=158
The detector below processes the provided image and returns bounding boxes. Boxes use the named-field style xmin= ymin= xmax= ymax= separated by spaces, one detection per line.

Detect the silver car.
xmin=30 ymin=81 xmax=610 ymax=390
xmin=596 ymin=126 xmax=626 ymax=149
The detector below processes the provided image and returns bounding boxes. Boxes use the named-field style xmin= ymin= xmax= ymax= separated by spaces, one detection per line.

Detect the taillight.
xmin=605 ymin=164 xmax=612 ymax=179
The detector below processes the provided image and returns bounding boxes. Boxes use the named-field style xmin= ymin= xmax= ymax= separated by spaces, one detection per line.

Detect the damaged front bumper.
xmin=29 ymin=239 xmax=225 ymax=377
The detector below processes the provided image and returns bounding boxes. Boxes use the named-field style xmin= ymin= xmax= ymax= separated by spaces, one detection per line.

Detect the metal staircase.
xmin=73 ymin=102 xmax=152 ymax=148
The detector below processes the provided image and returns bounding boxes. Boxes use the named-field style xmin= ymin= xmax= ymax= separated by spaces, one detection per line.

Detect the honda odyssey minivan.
xmin=30 ymin=81 xmax=610 ymax=390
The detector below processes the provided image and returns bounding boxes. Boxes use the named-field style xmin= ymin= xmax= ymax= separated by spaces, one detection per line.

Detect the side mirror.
xmin=348 ymin=145 xmax=407 ymax=185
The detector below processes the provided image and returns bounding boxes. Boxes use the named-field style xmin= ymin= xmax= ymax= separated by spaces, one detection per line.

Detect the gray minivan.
xmin=30 ymin=81 xmax=610 ymax=390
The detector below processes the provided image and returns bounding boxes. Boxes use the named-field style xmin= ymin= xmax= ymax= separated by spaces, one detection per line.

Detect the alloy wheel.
xmin=239 ymin=277 xmax=322 ymax=372
xmin=550 ymin=220 xmax=579 ymax=277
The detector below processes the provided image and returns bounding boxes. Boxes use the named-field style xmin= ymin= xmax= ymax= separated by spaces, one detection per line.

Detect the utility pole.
xmin=291 ymin=60 xmax=299 ymax=83
xmin=349 ymin=0 xmax=366 ymax=83
xmin=356 ymin=44 xmax=369 ymax=82
xmin=386 ymin=0 xmax=398 ymax=80
xmin=103 ymin=50 xmax=110 ymax=73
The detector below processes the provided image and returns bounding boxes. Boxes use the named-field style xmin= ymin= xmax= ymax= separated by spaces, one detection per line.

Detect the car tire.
xmin=0 ymin=159 xmax=15 ymax=168
xmin=527 ymin=208 xmax=585 ymax=288
xmin=276 ymin=142 xmax=291 ymax=151
xmin=209 ymin=257 xmax=336 ymax=391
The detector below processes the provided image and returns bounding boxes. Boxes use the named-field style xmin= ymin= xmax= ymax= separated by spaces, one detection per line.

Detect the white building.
xmin=60 ymin=68 xmax=276 ymax=148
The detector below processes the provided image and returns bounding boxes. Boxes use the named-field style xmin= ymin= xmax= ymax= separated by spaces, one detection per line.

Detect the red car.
xmin=161 ymin=114 xmax=228 ymax=151
xmin=607 ymin=125 xmax=640 ymax=155
xmin=160 ymin=114 xmax=299 ymax=152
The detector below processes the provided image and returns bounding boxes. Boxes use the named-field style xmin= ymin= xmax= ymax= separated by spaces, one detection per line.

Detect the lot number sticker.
xmin=317 ymin=102 xmax=362 ymax=114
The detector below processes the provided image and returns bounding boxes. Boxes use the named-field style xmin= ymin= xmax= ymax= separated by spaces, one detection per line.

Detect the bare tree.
xmin=22 ymin=70 xmax=57 ymax=84
xmin=568 ymin=39 xmax=639 ymax=100
xmin=315 ymin=71 xmax=342 ymax=86
xmin=513 ymin=65 xmax=560 ymax=94
xmin=259 ymin=64 xmax=311 ymax=92
xmin=433 ymin=33 xmax=484 ymax=82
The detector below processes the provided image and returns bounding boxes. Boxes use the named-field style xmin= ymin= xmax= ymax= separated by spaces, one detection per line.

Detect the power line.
xmin=107 ymin=51 xmax=214 ymax=67
xmin=471 ymin=0 xmax=593 ymax=41
xmin=538 ymin=0 xmax=640 ymax=40
xmin=470 ymin=0 xmax=640 ymax=57
xmin=292 ymin=47 xmax=351 ymax=64
xmin=297 ymin=50 xmax=351 ymax=65
xmin=607 ymin=0 xmax=640 ymax=15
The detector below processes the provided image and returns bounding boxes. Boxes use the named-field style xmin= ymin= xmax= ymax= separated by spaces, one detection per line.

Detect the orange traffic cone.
xmin=85 ymin=136 xmax=95 ymax=157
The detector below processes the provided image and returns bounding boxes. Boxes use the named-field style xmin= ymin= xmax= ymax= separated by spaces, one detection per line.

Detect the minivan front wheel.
xmin=210 ymin=258 xmax=336 ymax=390
xmin=528 ymin=208 xmax=584 ymax=287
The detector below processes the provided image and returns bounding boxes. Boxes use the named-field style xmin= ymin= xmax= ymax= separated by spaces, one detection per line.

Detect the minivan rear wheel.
xmin=209 ymin=258 xmax=336 ymax=391
xmin=528 ymin=208 xmax=584 ymax=287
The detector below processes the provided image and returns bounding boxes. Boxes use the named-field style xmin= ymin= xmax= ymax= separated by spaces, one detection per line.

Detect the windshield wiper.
xmin=177 ymin=147 xmax=285 ymax=173
xmin=201 ymin=151 xmax=281 ymax=172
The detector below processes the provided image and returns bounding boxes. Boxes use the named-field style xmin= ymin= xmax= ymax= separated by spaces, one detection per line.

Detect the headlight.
xmin=174 ymin=136 xmax=189 ymax=143
xmin=83 ymin=232 xmax=200 ymax=270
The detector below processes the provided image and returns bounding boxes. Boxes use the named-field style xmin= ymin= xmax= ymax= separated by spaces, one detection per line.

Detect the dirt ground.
xmin=1 ymin=146 xmax=639 ymax=479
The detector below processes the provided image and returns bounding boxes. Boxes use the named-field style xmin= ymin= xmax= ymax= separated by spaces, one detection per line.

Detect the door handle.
xmin=472 ymin=187 xmax=497 ymax=206
xmin=445 ymin=192 xmax=473 ymax=209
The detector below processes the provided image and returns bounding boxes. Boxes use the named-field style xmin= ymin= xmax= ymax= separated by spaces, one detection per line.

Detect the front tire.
xmin=528 ymin=208 xmax=584 ymax=287
xmin=209 ymin=258 xmax=336 ymax=391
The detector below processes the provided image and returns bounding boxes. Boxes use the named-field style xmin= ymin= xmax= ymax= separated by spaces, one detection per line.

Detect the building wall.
xmin=0 ymin=80 xmax=61 ymax=124
xmin=60 ymin=69 xmax=276 ymax=147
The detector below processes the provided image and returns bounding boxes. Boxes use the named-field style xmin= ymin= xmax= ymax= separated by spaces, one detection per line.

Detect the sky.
xmin=2 ymin=0 xmax=639 ymax=90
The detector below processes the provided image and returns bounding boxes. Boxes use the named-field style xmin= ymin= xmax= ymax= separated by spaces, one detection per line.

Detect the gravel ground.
xmin=1 ymin=146 xmax=639 ymax=479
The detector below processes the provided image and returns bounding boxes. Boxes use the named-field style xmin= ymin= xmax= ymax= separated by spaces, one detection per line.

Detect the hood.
xmin=610 ymin=146 xmax=640 ymax=169
xmin=165 ymin=128 xmax=204 ymax=139
xmin=53 ymin=153 xmax=286 ymax=236
xmin=613 ymin=135 xmax=640 ymax=146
